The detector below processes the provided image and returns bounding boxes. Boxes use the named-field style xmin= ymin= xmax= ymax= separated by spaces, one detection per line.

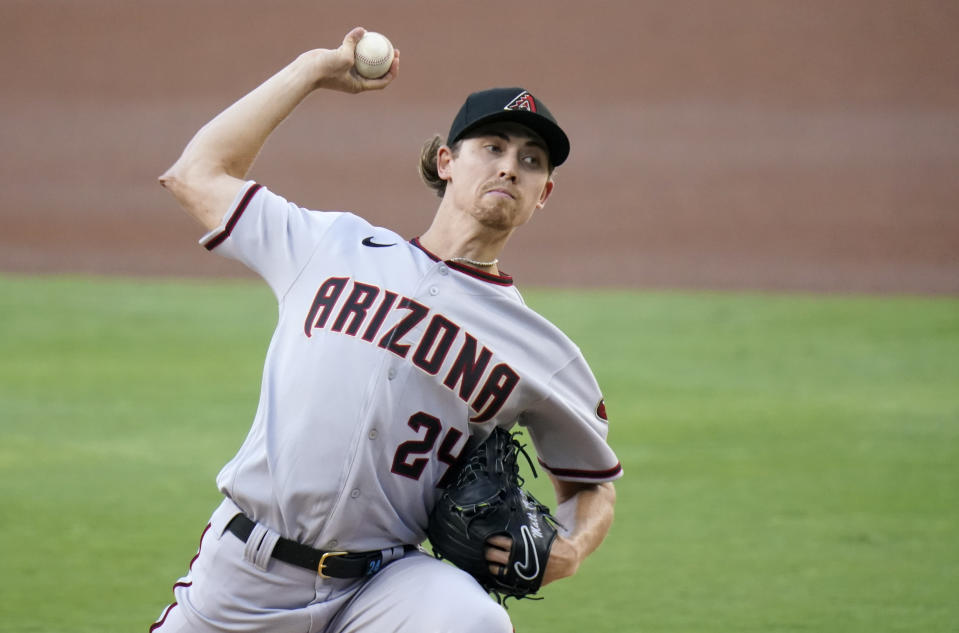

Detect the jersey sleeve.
xmin=199 ymin=182 xmax=343 ymax=298
xmin=520 ymin=354 xmax=623 ymax=483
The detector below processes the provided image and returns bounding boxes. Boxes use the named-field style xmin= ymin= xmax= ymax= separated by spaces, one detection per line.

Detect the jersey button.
xmin=438 ymin=265 xmax=449 ymax=276
xmin=429 ymin=286 xmax=439 ymax=296
xmin=387 ymin=368 xmax=397 ymax=380
xmin=350 ymin=489 xmax=361 ymax=499
xmin=328 ymin=540 xmax=338 ymax=549
xmin=368 ymin=429 xmax=378 ymax=439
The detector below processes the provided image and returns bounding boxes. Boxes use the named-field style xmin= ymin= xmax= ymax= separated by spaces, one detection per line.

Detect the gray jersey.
xmin=200 ymin=182 xmax=622 ymax=552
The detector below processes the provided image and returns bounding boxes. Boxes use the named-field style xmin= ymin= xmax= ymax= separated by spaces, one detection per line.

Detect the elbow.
xmin=158 ymin=143 xmax=212 ymax=189
xmin=552 ymin=477 xmax=617 ymax=507
xmin=604 ymin=481 xmax=616 ymax=502
xmin=158 ymin=160 xmax=189 ymax=195
xmin=158 ymin=166 xmax=177 ymax=190
xmin=599 ymin=481 xmax=616 ymax=511
xmin=156 ymin=159 xmax=206 ymax=218
xmin=157 ymin=156 xmax=213 ymax=202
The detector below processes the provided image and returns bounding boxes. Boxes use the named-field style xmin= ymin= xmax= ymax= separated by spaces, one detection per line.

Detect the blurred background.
xmin=2 ymin=0 xmax=957 ymax=293
xmin=2 ymin=3 xmax=958 ymax=631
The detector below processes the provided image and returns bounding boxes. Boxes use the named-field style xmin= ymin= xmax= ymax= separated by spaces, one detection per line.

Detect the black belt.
xmin=225 ymin=513 xmax=415 ymax=578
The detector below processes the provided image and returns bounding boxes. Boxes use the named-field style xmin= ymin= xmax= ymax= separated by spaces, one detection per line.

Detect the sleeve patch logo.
xmin=596 ymin=399 xmax=608 ymax=420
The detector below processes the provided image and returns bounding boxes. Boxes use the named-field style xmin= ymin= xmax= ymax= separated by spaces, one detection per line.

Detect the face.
xmin=437 ymin=122 xmax=554 ymax=231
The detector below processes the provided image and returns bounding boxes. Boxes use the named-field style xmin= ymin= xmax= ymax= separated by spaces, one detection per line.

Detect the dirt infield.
xmin=2 ymin=0 xmax=957 ymax=293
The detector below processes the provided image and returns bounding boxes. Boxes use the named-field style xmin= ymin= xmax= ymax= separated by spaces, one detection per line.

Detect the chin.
xmin=472 ymin=198 xmax=532 ymax=231
xmin=471 ymin=206 xmax=515 ymax=231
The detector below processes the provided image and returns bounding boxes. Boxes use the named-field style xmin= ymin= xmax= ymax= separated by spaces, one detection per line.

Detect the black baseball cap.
xmin=446 ymin=87 xmax=570 ymax=167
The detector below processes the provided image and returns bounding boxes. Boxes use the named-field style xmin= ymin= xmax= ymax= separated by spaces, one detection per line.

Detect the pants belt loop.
xmin=381 ymin=545 xmax=406 ymax=566
xmin=243 ymin=522 xmax=281 ymax=571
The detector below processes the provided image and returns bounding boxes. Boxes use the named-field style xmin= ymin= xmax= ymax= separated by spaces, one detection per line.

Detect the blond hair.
xmin=418 ymin=134 xmax=457 ymax=198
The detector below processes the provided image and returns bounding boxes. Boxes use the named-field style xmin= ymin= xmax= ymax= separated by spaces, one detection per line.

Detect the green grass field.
xmin=1 ymin=275 xmax=957 ymax=632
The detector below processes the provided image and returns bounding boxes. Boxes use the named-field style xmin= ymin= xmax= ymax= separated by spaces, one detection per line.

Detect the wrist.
xmin=286 ymin=50 xmax=335 ymax=92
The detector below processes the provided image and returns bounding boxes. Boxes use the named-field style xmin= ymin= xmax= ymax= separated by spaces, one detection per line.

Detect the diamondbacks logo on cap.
xmin=505 ymin=91 xmax=536 ymax=113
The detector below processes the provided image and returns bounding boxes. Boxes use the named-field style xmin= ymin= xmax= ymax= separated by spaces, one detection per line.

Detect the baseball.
xmin=354 ymin=32 xmax=394 ymax=79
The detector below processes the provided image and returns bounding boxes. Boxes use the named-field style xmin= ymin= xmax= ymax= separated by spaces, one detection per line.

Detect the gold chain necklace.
xmin=448 ymin=256 xmax=499 ymax=268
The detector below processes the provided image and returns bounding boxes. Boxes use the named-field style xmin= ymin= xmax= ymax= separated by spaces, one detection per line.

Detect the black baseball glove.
xmin=426 ymin=427 xmax=560 ymax=601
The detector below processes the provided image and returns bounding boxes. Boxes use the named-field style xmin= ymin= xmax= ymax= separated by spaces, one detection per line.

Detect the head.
xmin=420 ymin=88 xmax=568 ymax=197
xmin=436 ymin=123 xmax=557 ymax=231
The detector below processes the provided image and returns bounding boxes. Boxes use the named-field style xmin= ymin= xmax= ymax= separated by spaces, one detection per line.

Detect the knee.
xmin=350 ymin=553 xmax=513 ymax=633
xmin=458 ymin=598 xmax=512 ymax=633
xmin=421 ymin=567 xmax=511 ymax=632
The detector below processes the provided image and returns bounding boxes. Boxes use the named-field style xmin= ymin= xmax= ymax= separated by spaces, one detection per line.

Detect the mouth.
xmin=484 ymin=187 xmax=516 ymax=200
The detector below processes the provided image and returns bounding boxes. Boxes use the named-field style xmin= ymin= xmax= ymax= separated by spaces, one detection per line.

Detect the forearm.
xmin=157 ymin=55 xmax=320 ymax=228
xmin=158 ymin=28 xmax=398 ymax=230
xmin=543 ymin=480 xmax=616 ymax=585
xmin=174 ymin=56 xmax=320 ymax=181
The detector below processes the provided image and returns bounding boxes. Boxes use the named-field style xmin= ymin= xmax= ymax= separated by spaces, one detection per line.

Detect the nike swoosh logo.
xmin=513 ymin=525 xmax=540 ymax=581
xmin=362 ymin=236 xmax=396 ymax=248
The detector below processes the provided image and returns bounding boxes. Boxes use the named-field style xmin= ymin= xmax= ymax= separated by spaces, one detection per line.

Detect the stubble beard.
xmin=469 ymin=187 xmax=527 ymax=232
xmin=471 ymin=201 xmax=513 ymax=231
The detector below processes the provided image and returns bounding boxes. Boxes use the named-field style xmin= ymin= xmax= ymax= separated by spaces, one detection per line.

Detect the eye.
xmin=484 ymin=143 xmax=502 ymax=153
xmin=521 ymin=153 xmax=544 ymax=168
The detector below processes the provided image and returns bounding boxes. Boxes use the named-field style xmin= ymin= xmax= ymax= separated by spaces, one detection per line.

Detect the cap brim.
xmin=451 ymin=110 xmax=570 ymax=167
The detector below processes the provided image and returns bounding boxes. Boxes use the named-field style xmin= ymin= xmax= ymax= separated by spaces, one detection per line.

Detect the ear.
xmin=436 ymin=145 xmax=454 ymax=182
xmin=535 ymin=179 xmax=555 ymax=209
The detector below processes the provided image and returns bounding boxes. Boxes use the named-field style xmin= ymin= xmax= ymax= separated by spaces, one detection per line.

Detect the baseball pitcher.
xmin=150 ymin=27 xmax=622 ymax=633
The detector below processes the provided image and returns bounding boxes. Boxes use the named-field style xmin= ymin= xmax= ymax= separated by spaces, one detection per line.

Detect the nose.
xmin=497 ymin=152 xmax=520 ymax=182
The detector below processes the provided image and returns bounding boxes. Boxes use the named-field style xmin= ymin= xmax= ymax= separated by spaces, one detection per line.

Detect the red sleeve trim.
xmin=203 ymin=183 xmax=263 ymax=251
xmin=537 ymin=458 xmax=623 ymax=480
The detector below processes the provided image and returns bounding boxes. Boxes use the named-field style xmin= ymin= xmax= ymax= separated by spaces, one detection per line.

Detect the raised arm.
xmin=158 ymin=27 xmax=399 ymax=230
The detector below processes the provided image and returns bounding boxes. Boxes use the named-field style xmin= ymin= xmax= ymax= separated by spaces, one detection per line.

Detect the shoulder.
xmin=506 ymin=290 xmax=581 ymax=352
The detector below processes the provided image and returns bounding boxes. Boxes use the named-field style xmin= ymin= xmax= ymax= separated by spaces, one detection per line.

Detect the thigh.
xmin=151 ymin=522 xmax=318 ymax=633
xmin=328 ymin=551 xmax=512 ymax=633
xmin=151 ymin=504 xmax=359 ymax=633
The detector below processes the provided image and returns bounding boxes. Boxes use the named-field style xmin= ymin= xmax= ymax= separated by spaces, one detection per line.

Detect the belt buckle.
xmin=318 ymin=551 xmax=348 ymax=578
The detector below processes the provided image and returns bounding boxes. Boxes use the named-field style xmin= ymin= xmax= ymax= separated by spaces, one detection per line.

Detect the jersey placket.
xmin=317 ymin=262 xmax=450 ymax=550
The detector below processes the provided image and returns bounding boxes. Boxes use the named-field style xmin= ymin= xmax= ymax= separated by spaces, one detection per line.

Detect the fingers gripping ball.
xmin=354 ymin=32 xmax=394 ymax=79
xmin=427 ymin=428 xmax=560 ymax=601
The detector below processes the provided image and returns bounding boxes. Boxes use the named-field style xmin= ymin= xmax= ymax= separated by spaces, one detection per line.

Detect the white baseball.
xmin=354 ymin=32 xmax=394 ymax=79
